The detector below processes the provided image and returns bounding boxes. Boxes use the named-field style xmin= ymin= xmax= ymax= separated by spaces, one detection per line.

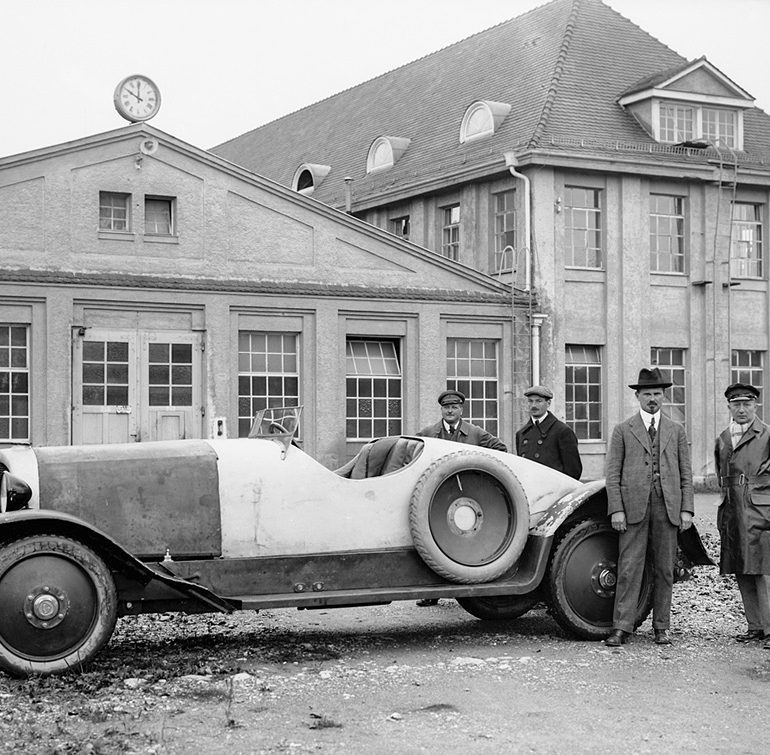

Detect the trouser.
xmin=613 ymin=488 xmax=678 ymax=633
xmin=736 ymin=573 xmax=770 ymax=634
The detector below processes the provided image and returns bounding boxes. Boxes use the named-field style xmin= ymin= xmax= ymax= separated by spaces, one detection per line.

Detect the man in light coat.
xmin=604 ymin=368 xmax=694 ymax=647
xmin=715 ymin=382 xmax=770 ymax=648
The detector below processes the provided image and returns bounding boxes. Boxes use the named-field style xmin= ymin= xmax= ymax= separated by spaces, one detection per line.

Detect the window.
xmin=459 ymin=101 xmax=511 ymax=143
xmin=565 ymin=345 xmax=602 ymax=440
xmin=493 ymin=190 xmax=516 ymax=273
xmin=292 ymin=163 xmax=331 ymax=195
xmin=658 ymin=103 xmax=737 ymax=148
xmin=441 ymin=204 xmax=460 ymax=261
xmin=732 ymin=350 xmax=764 ymax=420
xmin=651 ymin=347 xmax=687 ymax=425
xmin=99 ymin=192 xmax=130 ymax=231
xmin=565 ymin=187 xmax=602 ymax=268
xmin=0 ymin=325 xmax=29 ymax=442
xmin=366 ymin=136 xmax=411 ymax=173
xmin=145 ymin=197 xmax=174 ymax=235
xmin=238 ymin=333 xmax=299 ymax=437
xmin=148 ymin=343 xmax=192 ymax=407
xmin=650 ymin=194 xmax=686 ymax=273
xmin=82 ymin=340 xmax=129 ymax=406
xmin=389 ymin=216 xmax=410 ymax=241
xmin=346 ymin=339 xmax=401 ymax=440
xmin=447 ymin=338 xmax=500 ymax=436
xmin=731 ymin=203 xmax=763 ymax=278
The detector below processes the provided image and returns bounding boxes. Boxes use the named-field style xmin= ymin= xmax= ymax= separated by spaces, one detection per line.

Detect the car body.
xmin=0 ymin=407 xmax=712 ymax=676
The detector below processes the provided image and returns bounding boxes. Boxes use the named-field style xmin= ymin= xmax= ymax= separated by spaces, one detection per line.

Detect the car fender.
xmin=0 ymin=509 xmax=233 ymax=612
xmin=531 ymin=479 xmax=607 ymax=537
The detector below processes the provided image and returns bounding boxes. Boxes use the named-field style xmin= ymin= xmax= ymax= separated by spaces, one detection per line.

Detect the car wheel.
xmin=546 ymin=517 xmax=653 ymax=640
xmin=0 ymin=534 xmax=118 ymax=677
xmin=409 ymin=450 xmax=530 ymax=584
xmin=457 ymin=591 xmax=541 ymax=621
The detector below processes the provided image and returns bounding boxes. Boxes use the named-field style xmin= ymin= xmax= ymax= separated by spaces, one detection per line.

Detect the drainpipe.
xmin=530 ymin=314 xmax=548 ymax=384
xmin=343 ymin=176 xmax=353 ymax=214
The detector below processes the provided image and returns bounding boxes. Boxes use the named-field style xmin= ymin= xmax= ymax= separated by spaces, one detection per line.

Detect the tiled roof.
xmin=0 ymin=268 xmax=524 ymax=306
xmin=211 ymin=0 xmax=770 ymax=208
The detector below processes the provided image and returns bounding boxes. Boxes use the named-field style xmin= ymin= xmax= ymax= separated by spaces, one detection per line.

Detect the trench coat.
xmin=715 ymin=417 xmax=770 ymax=574
xmin=515 ymin=412 xmax=582 ymax=479
xmin=417 ymin=419 xmax=507 ymax=452
xmin=605 ymin=413 xmax=693 ymax=526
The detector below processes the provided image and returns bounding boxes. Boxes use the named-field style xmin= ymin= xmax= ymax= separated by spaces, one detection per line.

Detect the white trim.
xmin=459 ymin=100 xmax=511 ymax=144
xmin=291 ymin=163 xmax=331 ymax=194
xmin=366 ymin=136 xmax=411 ymax=174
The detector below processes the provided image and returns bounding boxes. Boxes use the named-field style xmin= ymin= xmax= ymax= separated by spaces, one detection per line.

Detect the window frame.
xmin=649 ymin=193 xmax=687 ymax=274
xmin=650 ymin=347 xmax=687 ymax=426
xmin=99 ymin=191 xmax=131 ymax=233
xmin=0 ymin=324 xmax=30 ymax=443
xmin=565 ymin=345 xmax=603 ymax=441
xmin=732 ymin=349 xmax=764 ymax=420
xmin=731 ymin=202 xmax=764 ymax=279
xmin=389 ymin=215 xmax=411 ymax=242
xmin=440 ymin=203 xmax=461 ymax=261
xmin=564 ymin=186 xmax=602 ymax=269
xmin=144 ymin=195 xmax=175 ymax=237
xmin=446 ymin=338 xmax=501 ymax=436
xmin=492 ymin=190 xmax=516 ymax=273
xmin=657 ymin=101 xmax=739 ymax=148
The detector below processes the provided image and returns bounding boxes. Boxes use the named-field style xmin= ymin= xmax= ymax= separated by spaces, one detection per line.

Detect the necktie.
xmin=648 ymin=417 xmax=656 ymax=443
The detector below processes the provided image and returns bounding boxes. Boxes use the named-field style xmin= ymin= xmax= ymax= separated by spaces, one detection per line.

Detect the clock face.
xmin=113 ymin=75 xmax=161 ymax=122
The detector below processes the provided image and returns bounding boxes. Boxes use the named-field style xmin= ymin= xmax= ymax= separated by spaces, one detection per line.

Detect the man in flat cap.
xmin=715 ymin=382 xmax=770 ymax=648
xmin=414 ymin=389 xmax=506 ymax=606
xmin=604 ymin=368 xmax=694 ymax=647
xmin=515 ymin=385 xmax=582 ymax=479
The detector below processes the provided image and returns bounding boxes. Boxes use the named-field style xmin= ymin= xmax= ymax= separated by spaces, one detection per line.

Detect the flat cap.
xmin=438 ymin=389 xmax=465 ymax=405
xmin=725 ymin=382 xmax=760 ymax=401
xmin=524 ymin=385 xmax=553 ymax=400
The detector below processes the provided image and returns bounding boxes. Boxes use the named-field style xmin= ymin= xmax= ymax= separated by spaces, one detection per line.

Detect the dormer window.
xmin=292 ymin=163 xmax=331 ymax=196
xmin=459 ymin=100 xmax=511 ymax=144
xmin=366 ymin=136 xmax=411 ymax=174
xmin=658 ymin=103 xmax=737 ymax=148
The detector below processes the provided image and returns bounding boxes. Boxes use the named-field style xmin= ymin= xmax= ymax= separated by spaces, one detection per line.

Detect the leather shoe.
xmin=654 ymin=629 xmax=672 ymax=645
xmin=735 ymin=629 xmax=765 ymax=643
xmin=604 ymin=629 xmax=629 ymax=647
xmin=416 ymin=599 xmax=439 ymax=607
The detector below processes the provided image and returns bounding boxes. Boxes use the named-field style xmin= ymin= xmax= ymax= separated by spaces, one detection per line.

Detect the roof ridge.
xmin=212 ymin=0 xmax=560 ymax=151
xmin=528 ymin=0 xmax=581 ymax=148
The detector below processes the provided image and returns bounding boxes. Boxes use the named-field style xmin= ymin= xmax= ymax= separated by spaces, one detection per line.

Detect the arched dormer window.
xmin=366 ymin=136 xmax=411 ymax=174
xmin=459 ymin=100 xmax=512 ymax=144
xmin=292 ymin=163 xmax=331 ymax=195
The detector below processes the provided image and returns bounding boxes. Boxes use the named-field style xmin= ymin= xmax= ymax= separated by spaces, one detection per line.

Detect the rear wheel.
xmin=409 ymin=451 xmax=530 ymax=584
xmin=546 ymin=518 xmax=653 ymax=640
xmin=0 ymin=535 xmax=117 ymax=677
xmin=457 ymin=591 xmax=541 ymax=621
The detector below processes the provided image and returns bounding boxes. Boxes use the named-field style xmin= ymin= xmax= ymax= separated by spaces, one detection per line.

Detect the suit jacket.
xmin=515 ymin=412 xmax=582 ymax=479
xmin=605 ymin=412 xmax=693 ymax=525
xmin=417 ymin=419 xmax=507 ymax=452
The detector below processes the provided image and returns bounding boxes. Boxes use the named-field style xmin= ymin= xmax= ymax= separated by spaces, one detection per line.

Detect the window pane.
xmin=565 ymin=345 xmax=602 ymax=440
xmin=447 ymin=338 xmax=499 ymax=434
xmin=651 ymin=347 xmax=687 ymax=425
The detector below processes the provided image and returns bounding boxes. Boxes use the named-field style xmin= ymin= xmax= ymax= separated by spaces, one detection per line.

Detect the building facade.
xmin=213 ymin=0 xmax=770 ymax=479
xmin=0 ymin=124 xmax=523 ymax=468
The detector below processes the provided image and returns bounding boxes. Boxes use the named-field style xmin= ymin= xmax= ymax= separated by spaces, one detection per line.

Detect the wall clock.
xmin=113 ymin=75 xmax=161 ymax=122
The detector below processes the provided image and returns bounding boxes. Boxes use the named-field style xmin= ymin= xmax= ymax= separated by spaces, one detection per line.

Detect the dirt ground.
xmin=2 ymin=494 xmax=770 ymax=754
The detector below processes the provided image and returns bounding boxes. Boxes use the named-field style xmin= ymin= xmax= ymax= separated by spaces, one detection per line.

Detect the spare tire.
xmin=409 ymin=450 xmax=530 ymax=583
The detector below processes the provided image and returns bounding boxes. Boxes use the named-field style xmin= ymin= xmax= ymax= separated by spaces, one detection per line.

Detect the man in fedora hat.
xmin=604 ymin=367 xmax=694 ymax=647
xmin=414 ymin=389 xmax=507 ymax=606
xmin=515 ymin=385 xmax=582 ymax=479
xmin=715 ymin=382 xmax=770 ymax=648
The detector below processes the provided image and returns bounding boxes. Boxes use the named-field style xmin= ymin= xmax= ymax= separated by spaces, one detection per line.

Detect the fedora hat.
xmin=628 ymin=367 xmax=672 ymax=390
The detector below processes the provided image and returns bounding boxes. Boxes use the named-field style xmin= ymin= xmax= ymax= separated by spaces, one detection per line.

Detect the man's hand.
xmin=610 ymin=512 xmax=627 ymax=532
xmin=679 ymin=511 xmax=693 ymax=532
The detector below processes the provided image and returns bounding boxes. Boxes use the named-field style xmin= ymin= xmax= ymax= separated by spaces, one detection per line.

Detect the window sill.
xmin=143 ymin=234 xmax=179 ymax=245
xmin=98 ymin=230 xmax=135 ymax=242
xmin=650 ymin=273 xmax=688 ymax=286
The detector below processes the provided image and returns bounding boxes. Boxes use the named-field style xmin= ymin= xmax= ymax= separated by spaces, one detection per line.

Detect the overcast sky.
xmin=1 ymin=0 xmax=767 ymax=158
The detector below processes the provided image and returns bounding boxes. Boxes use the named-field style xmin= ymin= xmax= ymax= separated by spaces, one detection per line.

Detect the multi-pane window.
xmin=703 ymin=108 xmax=737 ymax=149
xmin=82 ymin=341 xmax=129 ymax=406
xmin=238 ymin=333 xmax=299 ymax=437
xmin=99 ymin=192 xmax=130 ymax=231
xmin=493 ymin=190 xmax=516 ymax=272
xmin=650 ymin=194 xmax=686 ymax=273
xmin=732 ymin=350 xmax=764 ymax=420
xmin=145 ymin=197 xmax=174 ymax=235
xmin=651 ymin=347 xmax=687 ymax=425
xmin=565 ymin=345 xmax=602 ymax=440
xmin=565 ymin=187 xmax=602 ymax=268
xmin=441 ymin=204 xmax=460 ymax=261
xmin=346 ymin=339 xmax=402 ymax=440
xmin=731 ymin=203 xmax=763 ymax=278
xmin=389 ymin=216 xmax=410 ymax=241
xmin=0 ymin=325 xmax=29 ymax=442
xmin=148 ymin=343 xmax=192 ymax=407
xmin=446 ymin=338 xmax=500 ymax=436
xmin=659 ymin=104 xmax=694 ymax=144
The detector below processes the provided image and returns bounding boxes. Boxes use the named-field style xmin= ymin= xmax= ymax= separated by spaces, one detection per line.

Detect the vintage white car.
xmin=0 ymin=407 xmax=711 ymax=676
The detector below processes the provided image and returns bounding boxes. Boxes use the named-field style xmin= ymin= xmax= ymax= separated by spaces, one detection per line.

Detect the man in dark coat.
xmin=515 ymin=385 xmax=582 ymax=479
xmin=414 ymin=388 xmax=506 ymax=606
xmin=715 ymin=382 xmax=770 ymax=648
xmin=417 ymin=389 xmax=507 ymax=452
xmin=604 ymin=368 xmax=694 ymax=647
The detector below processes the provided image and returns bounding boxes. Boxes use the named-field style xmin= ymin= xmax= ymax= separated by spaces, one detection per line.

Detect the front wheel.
xmin=546 ymin=518 xmax=653 ymax=640
xmin=457 ymin=591 xmax=541 ymax=621
xmin=0 ymin=534 xmax=118 ymax=677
